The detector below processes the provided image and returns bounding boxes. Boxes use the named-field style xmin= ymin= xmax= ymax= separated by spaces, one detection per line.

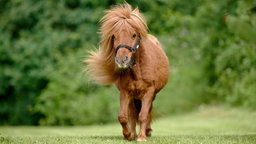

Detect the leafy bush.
xmin=0 ymin=0 xmax=102 ymax=125
xmin=198 ymin=1 xmax=256 ymax=107
xmin=33 ymin=49 xmax=120 ymax=125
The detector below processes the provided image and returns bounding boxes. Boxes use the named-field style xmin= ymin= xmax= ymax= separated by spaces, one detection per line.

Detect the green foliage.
xmin=33 ymin=49 xmax=119 ymax=125
xmin=0 ymin=0 xmax=103 ymax=125
xmin=197 ymin=1 xmax=256 ymax=108
xmin=0 ymin=0 xmax=255 ymax=125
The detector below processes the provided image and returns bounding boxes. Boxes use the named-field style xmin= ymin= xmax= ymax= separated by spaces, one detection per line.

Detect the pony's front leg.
xmin=137 ymin=86 xmax=155 ymax=142
xmin=118 ymin=91 xmax=132 ymax=140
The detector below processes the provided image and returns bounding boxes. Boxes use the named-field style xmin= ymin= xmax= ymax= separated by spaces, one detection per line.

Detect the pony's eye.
xmin=132 ymin=33 xmax=136 ymax=39
xmin=112 ymin=35 xmax=115 ymax=40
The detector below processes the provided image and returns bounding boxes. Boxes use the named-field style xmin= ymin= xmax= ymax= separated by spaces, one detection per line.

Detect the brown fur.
xmin=85 ymin=3 xmax=169 ymax=141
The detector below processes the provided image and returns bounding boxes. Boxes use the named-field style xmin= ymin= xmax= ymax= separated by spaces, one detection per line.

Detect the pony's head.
xmin=100 ymin=3 xmax=148 ymax=70
xmin=113 ymin=26 xmax=141 ymax=69
xmin=85 ymin=3 xmax=149 ymax=84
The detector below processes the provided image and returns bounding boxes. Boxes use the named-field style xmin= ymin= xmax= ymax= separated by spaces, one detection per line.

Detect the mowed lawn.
xmin=1 ymin=106 xmax=256 ymax=144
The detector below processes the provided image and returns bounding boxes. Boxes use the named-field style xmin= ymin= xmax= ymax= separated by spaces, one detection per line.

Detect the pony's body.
xmin=85 ymin=3 xmax=169 ymax=141
xmin=116 ymin=34 xmax=168 ymax=94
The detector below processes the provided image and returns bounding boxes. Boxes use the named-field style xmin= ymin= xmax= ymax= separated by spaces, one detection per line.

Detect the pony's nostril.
xmin=123 ymin=56 xmax=129 ymax=63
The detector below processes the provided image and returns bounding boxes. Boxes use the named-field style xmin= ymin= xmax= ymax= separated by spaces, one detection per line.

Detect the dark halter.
xmin=115 ymin=37 xmax=141 ymax=55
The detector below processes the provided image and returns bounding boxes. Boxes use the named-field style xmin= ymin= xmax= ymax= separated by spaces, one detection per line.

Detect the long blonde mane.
xmin=85 ymin=3 xmax=148 ymax=85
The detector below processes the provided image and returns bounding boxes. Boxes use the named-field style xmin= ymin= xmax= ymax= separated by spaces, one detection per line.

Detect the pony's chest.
xmin=119 ymin=78 xmax=150 ymax=98
xmin=116 ymin=67 xmax=152 ymax=98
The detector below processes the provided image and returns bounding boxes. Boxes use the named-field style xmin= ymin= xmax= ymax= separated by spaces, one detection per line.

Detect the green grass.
xmin=1 ymin=106 xmax=256 ymax=144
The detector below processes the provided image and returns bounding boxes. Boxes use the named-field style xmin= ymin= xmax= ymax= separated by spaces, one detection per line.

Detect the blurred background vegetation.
xmin=0 ymin=0 xmax=255 ymax=125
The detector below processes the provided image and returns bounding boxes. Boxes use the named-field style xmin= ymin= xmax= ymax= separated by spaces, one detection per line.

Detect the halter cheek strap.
xmin=115 ymin=37 xmax=141 ymax=54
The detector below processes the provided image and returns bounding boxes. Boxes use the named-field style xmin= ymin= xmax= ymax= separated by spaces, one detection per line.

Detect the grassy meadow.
xmin=1 ymin=106 xmax=255 ymax=144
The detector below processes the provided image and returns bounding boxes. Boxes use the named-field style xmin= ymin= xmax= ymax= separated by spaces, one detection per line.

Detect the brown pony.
xmin=85 ymin=3 xmax=169 ymax=141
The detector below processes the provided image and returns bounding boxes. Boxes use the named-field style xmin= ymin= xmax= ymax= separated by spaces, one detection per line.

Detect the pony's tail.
xmin=84 ymin=49 xmax=118 ymax=85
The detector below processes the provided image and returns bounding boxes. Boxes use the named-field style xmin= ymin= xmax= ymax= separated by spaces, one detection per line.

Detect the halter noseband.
xmin=115 ymin=37 xmax=141 ymax=55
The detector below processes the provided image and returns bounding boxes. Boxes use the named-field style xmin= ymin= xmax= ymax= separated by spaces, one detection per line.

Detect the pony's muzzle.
xmin=115 ymin=56 xmax=130 ymax=69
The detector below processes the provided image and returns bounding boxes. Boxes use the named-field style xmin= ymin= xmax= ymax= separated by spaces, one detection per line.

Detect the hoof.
xmin=126 ymin=135 xmax=135 ymax=141
xmin=124 ymin=132 xmax=136 ymax=141
xmin=137 ymin=137 xmax=147 ymax=142
xmin=130 ymin=132 xmax=137 ymax=140
xmin=146 ymin=129 xmax=152 ymax=137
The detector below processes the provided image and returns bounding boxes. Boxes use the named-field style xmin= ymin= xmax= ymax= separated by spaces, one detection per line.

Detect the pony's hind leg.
xmin=146 ymin=105 xmax=153 ymax=137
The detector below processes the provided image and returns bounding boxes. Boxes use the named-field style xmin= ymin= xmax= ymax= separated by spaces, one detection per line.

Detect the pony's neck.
xmin=130 ymin=43 xmax=144 ymax=80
